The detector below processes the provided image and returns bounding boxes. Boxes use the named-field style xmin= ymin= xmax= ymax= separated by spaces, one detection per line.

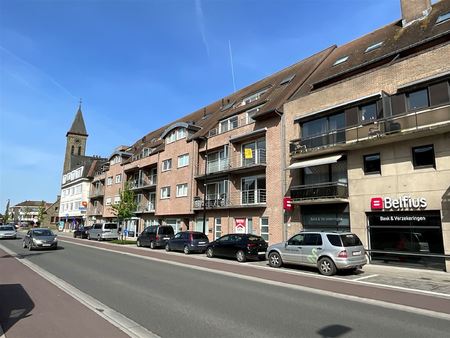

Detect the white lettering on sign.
xmin=382 ymin=196 xmax=427 ymax=210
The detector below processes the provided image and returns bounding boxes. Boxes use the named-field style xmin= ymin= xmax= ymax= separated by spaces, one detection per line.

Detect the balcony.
xmin=128 ymin=176 xmax=157 ymax=190
xmin=134 ymin=202 xmax=156 ymax=214
xmin=290 ymin=105 xmax=450 ymax=158
xmin=196 ymin=149 xmax=267 ymax=179
xmin=88 ymin=207 xmax=103 ymax=215
xmin=193 ymin=189 xmax=266 ymax=209
xmin=291 ymin=182 xmax=348 ymax=203
xmin=90 ymin=188 xmax=105 ymax=198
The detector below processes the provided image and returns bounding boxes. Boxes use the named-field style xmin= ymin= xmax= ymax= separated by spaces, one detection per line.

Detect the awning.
xmin=286 ymin=154 xmax=342 ymax=170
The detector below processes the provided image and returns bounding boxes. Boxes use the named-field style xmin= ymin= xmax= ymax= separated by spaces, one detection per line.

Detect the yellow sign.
xmin=244 ymin=148 xmax=253 ymax=159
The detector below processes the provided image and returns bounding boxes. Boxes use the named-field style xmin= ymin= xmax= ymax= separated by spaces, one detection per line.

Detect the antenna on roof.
xmin=228 ymin=40 xmax=237 ymax=93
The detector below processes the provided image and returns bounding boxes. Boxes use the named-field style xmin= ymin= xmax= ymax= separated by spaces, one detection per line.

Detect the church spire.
xmin=66 ymin=101 xmax=88 ymax=137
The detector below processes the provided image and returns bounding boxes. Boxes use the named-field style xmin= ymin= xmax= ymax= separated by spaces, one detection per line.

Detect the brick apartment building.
xmin=78 ymin=0 xmax=449 ymax=271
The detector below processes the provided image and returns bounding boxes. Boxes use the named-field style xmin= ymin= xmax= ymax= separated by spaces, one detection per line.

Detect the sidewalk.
xmin=0 ymin=247 xmax=128 ymax=338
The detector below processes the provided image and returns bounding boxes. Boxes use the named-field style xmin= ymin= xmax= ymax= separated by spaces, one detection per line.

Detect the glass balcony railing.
xmin=193 ymin=189 xmax=267 ymax=209
xmin=291 ymin=182 xmax=348 ymax=201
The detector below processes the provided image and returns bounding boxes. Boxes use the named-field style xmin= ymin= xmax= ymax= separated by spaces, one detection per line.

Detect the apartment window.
xmin=74 ymin=201 xmax=80 ymax=210
xmin=242 ymin=138 xmax=266 ymax=166
xmin=114 ymin=196 xmax=120 ymax=205
xmin=406 ymin=88 xmax=429 ymax=111
xmin=177 ymin=154 xmax=189 ymax=168
xmin=177 ymin=128 xmax=186 ymax=139
xmin=412 ymin=145 xmax=435 ymax=168
xmin=219 ymin=115 xmax=238 ymax=133
xmin=106 ymin=198 xmax=112 ymax=205
xmin=75 ymin=185 xmax=82 ymax=194
xmin=364 ymin=153 xmax=381 ymax=174
xmin=360 ymin=103 xmax=377 ymax=123
xmin=301 ymin=112 xmax=345 ymax=148
xmin=162 ymin=159 xmax=172 ymax=171
xmin=107 ymin=177 xmax=113 ymax=185
xmin=166 ymin=128 xmax=186 ymax=144
xmin=176 ymin=183 xmax=188 ymax=197
xmin=436 ymin=11 xmax=450 ymax=24
xmin=246 ymin=104 xmax=265 ymax=124
xmin=115 ymin=174 xmax=122 ymax=184
xmin=161 ymin=186 xmax=171 ymax=199
xmin=260 ymin=217 xmax=269 ymax=241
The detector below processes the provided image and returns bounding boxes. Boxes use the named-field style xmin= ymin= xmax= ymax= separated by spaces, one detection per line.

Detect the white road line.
xmin=354 ymin=274 xmax=379 ymax=281
xmin=53 ymin=239 xmax=450 ymax=320
xmin=0 ymin=244 xmax=159 ymax=338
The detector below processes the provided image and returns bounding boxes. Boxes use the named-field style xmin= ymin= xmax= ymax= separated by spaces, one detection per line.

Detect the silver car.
xmin=88 ymin=222 xmax=119 ymax=241
xmin=266 ymin=231 xmax=367 ymax=276
xmin=23 ymin=228 xmax=58 ymax=250
xmin=0 ymin=225 xmax=17 ymax=239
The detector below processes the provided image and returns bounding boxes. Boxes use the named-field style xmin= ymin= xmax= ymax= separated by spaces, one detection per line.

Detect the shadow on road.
xmin=0 ymin=284 xmax=34 ymax=334
xmin=317 ymin=324 xmax=352 ymax=337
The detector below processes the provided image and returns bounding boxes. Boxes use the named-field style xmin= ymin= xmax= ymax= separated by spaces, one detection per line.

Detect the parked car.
xmin=88 ymin=223 xmax=119 ymax=241
xmin=0 ymin=225 xmax=17 ymax=239
xmin=206 ymin=233 xmax=268 ymax=262
xmin=136 ymin=225 xmax=174 ymax=249
xmin=266 ymin=231 xmax=367 ymax=276
xmin=22 ymin=228 xmax=58 ymax=250
xmin=165 ymin=231 xmax=209 ymax=254
xmin=73 ymin=226 xmax=92 ymax=239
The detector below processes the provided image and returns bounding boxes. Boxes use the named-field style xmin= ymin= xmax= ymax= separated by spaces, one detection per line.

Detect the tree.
xmin=37 ymin=201 xmax=46 ymax=225
xmin=3 ymin=199 xmax=10 ymax=223
xmin=110 ymin=182 xmax=137 ymax=240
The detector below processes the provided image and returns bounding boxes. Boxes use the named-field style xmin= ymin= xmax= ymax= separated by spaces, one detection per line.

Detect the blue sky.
xmin=0 ymin=0 xmax=401 ymax=209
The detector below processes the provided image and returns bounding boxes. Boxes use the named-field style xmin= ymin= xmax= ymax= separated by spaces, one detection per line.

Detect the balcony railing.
xmin=88 ymin=207 xmax=103 ymax=215
xmin=193 ymin=189 xmax=267 ymax=209
xmin=90 ymin=187 xmax=105 ymax=198
xmin=290 ymin=106 xmax=450 ymax=156
xmin=291 ymin=182 xmax=348 ymax=201
xmin=128 ymin=176 xmax=157 ymax=190
xmin=135 ymin=202 xmax=156 ymax=213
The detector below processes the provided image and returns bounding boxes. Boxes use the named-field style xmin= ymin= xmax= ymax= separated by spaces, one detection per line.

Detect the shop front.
xmin=367 ymin=196 xmax=445 ymax=271
xmin=301 ymin=203 xmax=350 ymax=232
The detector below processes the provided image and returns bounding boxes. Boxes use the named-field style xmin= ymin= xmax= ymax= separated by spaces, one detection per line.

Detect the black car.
xmin=165 ymin=231 xmax=209 ymax=254
xmin=136 ymin=225 xmax=174 ymax=249
xmin=73 ymin=226 xmax=92 ymax=239
xmin=206 ymin=233 xmax=268 ymax=262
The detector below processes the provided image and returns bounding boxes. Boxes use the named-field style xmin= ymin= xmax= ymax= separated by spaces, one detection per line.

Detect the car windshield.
xmin=33 ymin=229 xmax=53 ymax=237
xmin=192 ymin=233 xmax=207 ymax=240
xmin=0 ymin=226 xmax=15 ymax=231
xmin=104 ymin=223 xmax=117 ymax=229
xmin=340 ymin=234 xmax=362 ymax=247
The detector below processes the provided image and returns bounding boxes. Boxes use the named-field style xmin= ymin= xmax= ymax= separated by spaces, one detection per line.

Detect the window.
xmin=162 ymin=159 xmax=172 ymax=171
xmin=107 ymin=177 xmax=113 ymax=186
xmin=436 ymin=11 xmax=450 ymax=24
xmin=240 ymin=87 xmax=269 ymax=106
xmin=279 ymin=74 xmax=295 ymax=86
xmin=301 ymin=112 xmax=345 ymax=148
xmin=166 ymin=131 xmax=177 ymax=144
xmin=176 ymin=128 xmax=186 ymax=139
xmin=106 ymin=198 xmax=112 ymax=205
xmin=219 ymin=115 xmax=238 ymax=133
xmin=288 ymin=234 xmax=304 ymax=246
xmin=333 ymin=56 xmax=349 ymax=66
xmin=412 ymin=145 xmax=435 ymax=168
xmin=406 ymin=88 xmax=429 ymax=111
xmin=176 ymin=183 xmax=188 ymax=197
xmin=74 ymin=185 xmax=82 ymax=194
xmin=327 ymin=234 xmax=342 ymax=247
xmin=177 ymin=154 xmax=189 ymax=168
xmin=242 ymin=138 xmax=266 ymax=166
xmin=166 ymin=128 xmax=187 ymax=144
xmin=161 ymin=186 xmax=171 ymax=199
xmin=114 ymin=196 xmax=120 ymax=205
xmin=303 ymin=234 xmax=323 ymax=246
xmin=215 ymin=218 xmax=222 ymax=240
xmin=111 ymin=156 xmax=122 ymax=165
xmin=365 ymin=41 xmax=383 ymax=53
xmin=360 ymin=103 xmax=377 ymax=122
xmin=115 ymin=174 xmax=122 ymax=184
xmin=246 ymin=104 xmax=265 ymax=124
xmin=364 ymin=153 xmax=381 ymax=174
xmin=260 ymin=217 xmax=269 ymax=241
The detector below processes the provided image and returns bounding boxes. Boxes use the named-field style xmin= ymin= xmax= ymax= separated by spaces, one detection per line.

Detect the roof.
xmin=14 ymin=200 xmax=52 ymax=208
xmin=291 ymin=0 xmax=450 ymax=99
xmin=67 ymin=106 xmax=88 ymax=137
xmin=64 ymin=155 xmax=107 ymax=177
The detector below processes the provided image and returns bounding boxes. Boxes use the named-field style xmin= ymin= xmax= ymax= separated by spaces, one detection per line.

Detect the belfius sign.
xmin=371 ymin=196 xmax=427 ymax=210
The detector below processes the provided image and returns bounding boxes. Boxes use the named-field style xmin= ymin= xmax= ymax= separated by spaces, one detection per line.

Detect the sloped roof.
xmin=291 ymin=0 xmax=450 ymax=99
xmin=67 ymin=107 xmax=88 ymax=137
xmin=14 ymin=200 xmax=51 ymax=208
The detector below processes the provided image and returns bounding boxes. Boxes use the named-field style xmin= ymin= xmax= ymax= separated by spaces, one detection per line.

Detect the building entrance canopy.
xmin=286 ymin=154 xmax=342 ymax=170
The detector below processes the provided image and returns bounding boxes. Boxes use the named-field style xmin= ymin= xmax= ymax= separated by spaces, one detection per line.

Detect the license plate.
xmin=42 ymin=244 xmax=51 ymax=247
xmin=199 ymin=242 xmax=206 ymax=244
xmin=258 ymin=251 xmax=265 ymax=255
xmin=352 ymin=251 xmax=361 ymax=256
xmin=163 ymin=237 xmax=170 ymax=240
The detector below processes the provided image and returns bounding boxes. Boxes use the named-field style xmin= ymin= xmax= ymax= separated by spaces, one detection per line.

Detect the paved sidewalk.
xmin=0 ymin=247 xmax=128 ymax=338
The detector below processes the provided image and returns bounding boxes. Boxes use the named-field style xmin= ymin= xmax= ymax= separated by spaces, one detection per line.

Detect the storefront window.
xmin=301 ymin=204 xmax=350 ymax=231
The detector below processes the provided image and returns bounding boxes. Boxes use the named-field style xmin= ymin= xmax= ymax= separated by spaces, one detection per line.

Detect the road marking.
xmin=0 ymin=244 xmax=160 ymax=338
xmin=354 ymin=274 xmax=379 ymax=281
xmin=52 ymin=239 xmax=450 ymax=320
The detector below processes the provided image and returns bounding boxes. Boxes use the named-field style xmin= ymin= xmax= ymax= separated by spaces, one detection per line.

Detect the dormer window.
xmin=246 ymin=104 xmax=265 ymax=123
xmin=166 ymin=128 xmax=186 ymax=144
xmin=236 ymin=87 xmax=269 ymax=108
xmin=142 ymin=148 xmax=152 ymax=157
xmin=436 ymin=11 xmax=450 ymax=24
xmin=365 ymin=41 xmax=383 ymax=53
xmin=333 ymin=56 xmax=349 ymax=66
xmin=219 ymin=115 xmax=238 ymax=133
xmin=279 ymin=74 xmax=295 ymax=86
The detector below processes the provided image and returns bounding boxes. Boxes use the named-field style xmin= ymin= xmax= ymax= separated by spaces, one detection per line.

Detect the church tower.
xmin=63 ymin=104 xmax=88 ymax=173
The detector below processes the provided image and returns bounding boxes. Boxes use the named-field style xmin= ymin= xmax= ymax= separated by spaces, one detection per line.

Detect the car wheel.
xmin=206 ymin=247 xmax=214 ymax=258
xmin=165 ymin=243 xmax=170 ymax=252
xmin=236 ymin=250 xmax=246 ymax=262
xmin=137 ymin=239 xmax=141 ymax=247
xmin=73 ymin=233 xmax=77 ymax=238
xmin=183 ymin=245 xmax=190 ymax=255
xmin=150 ymin=241 xmax=155 ymax=249
xmin=28 ymin=243 xmax=33 ymax=251
xmin=87 ymin=234 xmax=91 ymax=240
xmin=318 ymin=257 xmax=337 ymax=276
xmin=268 ymin=252 xmax=283 ymax=268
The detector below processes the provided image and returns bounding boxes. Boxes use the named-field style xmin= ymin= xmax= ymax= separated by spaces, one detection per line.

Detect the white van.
xmin=88 ymin=223 xmax=119 ymax=241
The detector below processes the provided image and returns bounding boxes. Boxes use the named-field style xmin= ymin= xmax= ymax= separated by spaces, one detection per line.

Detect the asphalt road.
xmin=2 ymin=237 xmax=449 ymax=338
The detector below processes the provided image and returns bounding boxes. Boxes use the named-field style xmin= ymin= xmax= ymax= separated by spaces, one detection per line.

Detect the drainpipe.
xmin=199 ymin=136 xmax=208 ymax=234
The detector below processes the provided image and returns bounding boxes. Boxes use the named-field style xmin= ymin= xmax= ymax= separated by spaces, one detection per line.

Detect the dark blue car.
xmin=165 ymin=231 xmax=209 ymax=254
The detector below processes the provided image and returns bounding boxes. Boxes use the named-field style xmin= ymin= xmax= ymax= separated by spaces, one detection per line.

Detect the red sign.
xmin=371 ymin=197 xmax=383 ymax=210
xmin=235 ymin=218 xmax=246 ymax=234
xmin=283 ymin=197 xmax=293 ymax=212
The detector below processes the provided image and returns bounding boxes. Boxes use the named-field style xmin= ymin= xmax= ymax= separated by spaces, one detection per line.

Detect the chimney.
xmin=400 ymin=0 xmax=432 ymax=27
